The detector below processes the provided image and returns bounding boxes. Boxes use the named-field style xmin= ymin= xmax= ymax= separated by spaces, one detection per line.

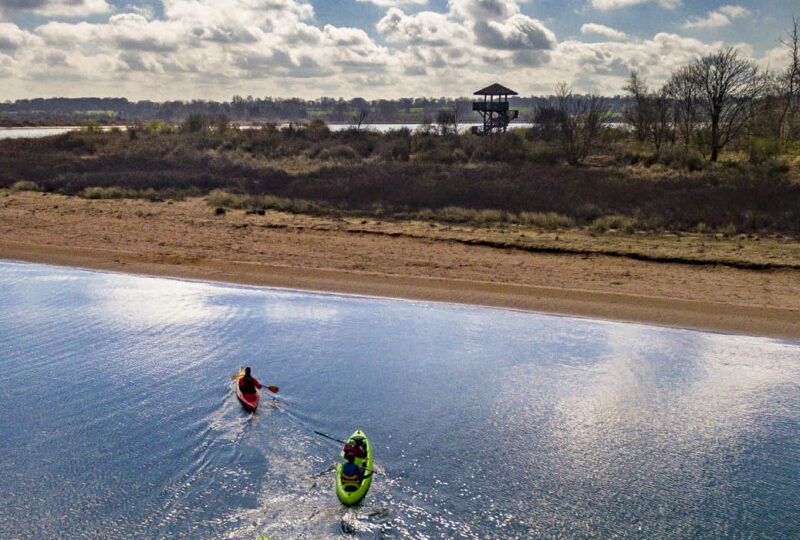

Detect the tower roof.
xmin=474 ymin=83 xmax=518 ymax=96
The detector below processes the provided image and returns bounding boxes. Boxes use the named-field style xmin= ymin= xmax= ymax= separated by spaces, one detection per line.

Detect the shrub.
xmin=748 ymin=137 xmax=781 ymax=164
xmin=384 ymin=139 xmax=410 ymax=162
xmin=306 ymin=119 xmax=330 ymax=142
xmin=10 ymin=180 xmax=41 ymax=192
xmin=519 ymin=211 xmax=575 ymax=230
xmin=78 ymin=186 xmax=132 ymax=199
xmin=469 ymin=132 xmax=528 ymax=163
xmin=591 ymin=214 xmax=637 ymax=233
xmin=659 ymin=146 xmax=706 ymax=171
xmin=206 ymin=189 xmax=247 ymax=208
xmin=529 ymin=146 xmax=562 ymax=165
xmin=413 ymin=145 xmax=462 ymax=164
xmin=617 ymin=150 xmax=644 ymax=165
xmin=410 ymin=132 xmax=437 ymax=153
xmin=474 ymin=209 xmax=507 ymax=225
xmin=318 ymin=145 xmax=358 ymax=161
xmin=181 ymin=114 xmax=207 ymax=133
xmin=437 ymin=206 xmax=478 ymax=223
xmin=575 ymin=203 xmax=602 ymax=223
xmin=762 ymin=158 xmax=790 ymax=174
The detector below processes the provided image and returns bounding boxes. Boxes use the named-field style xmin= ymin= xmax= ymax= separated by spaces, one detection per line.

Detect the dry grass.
xmin=338 ymin=215 xmax=800 ymax=269
xmin=200 ymin=189 xmax=799 ymax=267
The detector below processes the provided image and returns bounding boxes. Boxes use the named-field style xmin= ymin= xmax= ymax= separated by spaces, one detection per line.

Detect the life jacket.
xmin=341 ymin=473 xmax=360 ymax=484
xmin=341 ymin=462 xmax=361 ymax=484
xmin=239 ymin=376 xmax=256 ymax=394
xmin=343 ymin=444 xmax=366 ymax=458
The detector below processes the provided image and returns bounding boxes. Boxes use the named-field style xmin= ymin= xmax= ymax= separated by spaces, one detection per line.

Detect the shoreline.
xmin=1 ymin=192 xmax=799 ymax=340
xmin=3 ymin=242 xmax=798 ymax=341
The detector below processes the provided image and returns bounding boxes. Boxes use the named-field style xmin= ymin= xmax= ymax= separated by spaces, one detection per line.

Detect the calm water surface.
xmin=0 ymin=123 xmax=536 ymax=139
xmin=1 ymin=261 xmax=799 ymax=538
xmin=0 ymin=127 xmax=73 ymax=139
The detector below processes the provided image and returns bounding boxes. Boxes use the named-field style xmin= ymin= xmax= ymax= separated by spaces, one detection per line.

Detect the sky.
xmin=0 ymin=0 xmax=796 ymax=101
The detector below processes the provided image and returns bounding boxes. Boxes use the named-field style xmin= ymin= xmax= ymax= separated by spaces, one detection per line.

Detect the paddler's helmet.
xmin=245 ymin=367 xmax=251 ymax=376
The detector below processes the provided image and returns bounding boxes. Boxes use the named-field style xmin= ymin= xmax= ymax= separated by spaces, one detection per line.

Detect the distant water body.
xmin=0 ymin=123 xmax=537 ymax=140
xmin=1 ymin=260 xmax=799 ymax=538
xmin=0 ymin=127 xmax=74 ymax=139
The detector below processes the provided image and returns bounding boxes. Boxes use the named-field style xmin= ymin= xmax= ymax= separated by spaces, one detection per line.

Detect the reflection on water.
xmin=1 ymin=260 xmax=799 ymax=538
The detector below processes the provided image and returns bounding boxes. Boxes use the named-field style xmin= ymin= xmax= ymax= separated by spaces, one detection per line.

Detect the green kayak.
xmin=335 ymin=429 xmax=373 ymax=506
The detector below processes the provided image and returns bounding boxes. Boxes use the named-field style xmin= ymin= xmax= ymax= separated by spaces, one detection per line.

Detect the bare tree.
xmin=691 ymin=47 xmax=761 ymax=161
xmin=666 ymin=65 xmax=701 ymax=150
xmin=349 ymin=108 xmax=369 ymax=132
xmin=624 ymin=69 xmax=674 ymax=153
xmin=778 ymin=16 xmax=800 ymax=140
xmin=554 ymin=82 xmax=609 ymax=165
xmin=416 ymin=114 xmax=435 ymax=135
xmin=648 ymin=88 xmax=673 ymax=153
xmin=435 ymin=106 xmax=460 ymax=136
xmin=623 ymin=69 xmax=651 ymax=142
xmin=532 ymin=102 xmax=566 ymax=142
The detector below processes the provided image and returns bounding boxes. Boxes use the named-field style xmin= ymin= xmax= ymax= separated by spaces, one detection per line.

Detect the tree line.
xmin=0 ymin=94 xmax=633 ymax=126
xmin=526 ymin=19 xmax=800 ymax=165
xmin=617 ymin=19 xmax=800 ymax=162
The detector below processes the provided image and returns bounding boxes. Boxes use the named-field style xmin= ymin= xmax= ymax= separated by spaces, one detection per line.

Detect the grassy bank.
xmin=1 ymin=125 xmax=799 ymax=240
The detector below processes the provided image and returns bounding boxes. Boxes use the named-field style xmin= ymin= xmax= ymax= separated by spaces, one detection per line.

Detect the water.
xmin=1 ymin=260 xmax=799 ymax=538
xmin=0 ymin=123 xmax=536 ymax=139
xmin=0 ymin=127 xmax=73 ymax=139
xmin=325 ymin=123 xmax=535 ymax=133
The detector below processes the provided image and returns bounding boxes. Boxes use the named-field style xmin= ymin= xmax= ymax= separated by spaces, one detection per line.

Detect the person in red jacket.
xmin=343 ymin=437 xmax=367 ymax=459
xmin=238 ymin=366 xmax=263 ymax=397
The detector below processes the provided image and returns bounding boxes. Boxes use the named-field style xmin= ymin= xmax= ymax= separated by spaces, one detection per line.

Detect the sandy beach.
xmin=1 ymin=191 xmax=798 ymax=340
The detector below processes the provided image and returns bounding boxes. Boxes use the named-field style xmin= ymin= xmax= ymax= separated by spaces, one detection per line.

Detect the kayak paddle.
xmin=230 ymin=372 xmax=279 ymax=393
xmin=314 ymin=430 xmax=348 ymax=444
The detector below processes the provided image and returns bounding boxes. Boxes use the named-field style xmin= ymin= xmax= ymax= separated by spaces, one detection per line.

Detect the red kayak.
xmin=234 ymin=368 xmax=260 ymax=412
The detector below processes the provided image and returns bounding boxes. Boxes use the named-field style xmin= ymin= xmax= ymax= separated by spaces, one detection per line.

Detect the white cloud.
xmin=30 ymin=0 xmax=339 ymax=84
xmin=356 ymin=0 xmax=426 ymax=6
xmin=757 ymin=44 xmax=791 ymax=72
xmin=322 ymin=25 xmax=373 ymax=47
xmin=377 ymin=8 xmax=469 ymax=46
xmin=683 ymin=5 xmax=751 ymax=29
xmin=591 ymin=0 xmax=679 ymax=11
xmin=0 ymin=22 xmax=40 ymax=51
xmin=718 ymin=5 xmax=750 ymax=18
xmin=34 ymin=0 xmax=111 ymax=17
xmin=161 ymin=0 xmax=314 ymax=32
xmin=547 ymin=32 xmax=720 ymax=94
xmin=0 ymin=0 xmax=111 ymax=17
xmin=580 ymin=23 xmax=627 ymax=40
xmin=474 ymin=14 xmax=556 ymax=50
xmin=448 ymin=0 xmax=520 ymax=22
xmin=0 ymin=0 xmax=778 ymax=100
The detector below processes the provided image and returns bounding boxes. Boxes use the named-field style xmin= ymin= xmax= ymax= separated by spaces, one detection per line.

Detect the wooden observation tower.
xmin=472 ymin=83 xmax=519 ymax=134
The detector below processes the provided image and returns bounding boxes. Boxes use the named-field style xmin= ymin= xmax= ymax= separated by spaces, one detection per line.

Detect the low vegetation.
xmin=1 ymin=121 xmax=798 ymax=238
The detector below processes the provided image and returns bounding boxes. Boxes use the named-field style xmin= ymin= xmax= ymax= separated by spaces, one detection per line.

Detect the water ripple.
xmin=1 ymin=261 xmax=799 ymax=538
